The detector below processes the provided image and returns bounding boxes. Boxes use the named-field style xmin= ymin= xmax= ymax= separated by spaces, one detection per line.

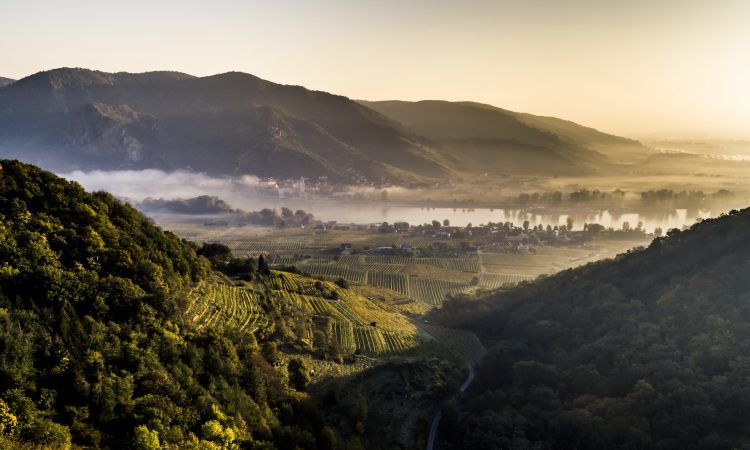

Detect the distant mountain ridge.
xmin=0 ymin=68 xmax=645 ymax=182
xmin=362 ymin=100 xmax=648 ymax=174
xmin=0 ymin=76 xmax=14 ymax=88
xmin=0 ymin=68 xmax=452 ymax=184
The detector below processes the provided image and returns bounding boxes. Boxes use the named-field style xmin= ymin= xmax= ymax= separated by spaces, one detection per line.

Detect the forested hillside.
xmin=362 ymin=100 xmax=649 ymax=174
xmin=432 ymin=209 xmax=750 ymax=449
xmin=0 ymin=160 xmax=339 ymax=449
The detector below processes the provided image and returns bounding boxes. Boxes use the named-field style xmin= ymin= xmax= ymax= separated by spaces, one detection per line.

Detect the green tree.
xmin=0 ymin=399 xmax=17 ymax=435
xmin=23 ymin=419 xmax=71 ymax=448
xmin=258 ymin=255 xmax=271 ymax=276
xmin=287 ymin=358 xmax=311 ymax=391
xmin=133 ymin=425 xmax=160 ymax=450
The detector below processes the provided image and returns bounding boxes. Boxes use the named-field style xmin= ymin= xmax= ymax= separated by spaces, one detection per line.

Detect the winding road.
xmin=425 ymin=251 xmax=484 ymax=450
xmin=426 ymin=359 xmax=475 ymax=450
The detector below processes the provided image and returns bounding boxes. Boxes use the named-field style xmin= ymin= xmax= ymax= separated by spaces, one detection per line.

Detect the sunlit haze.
xmin=2 ymin=0 xmax=748 ymax=137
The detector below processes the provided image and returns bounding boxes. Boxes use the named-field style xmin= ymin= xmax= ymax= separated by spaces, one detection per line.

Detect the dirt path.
xmin=477 ymin=249 xmax=487 ymax=285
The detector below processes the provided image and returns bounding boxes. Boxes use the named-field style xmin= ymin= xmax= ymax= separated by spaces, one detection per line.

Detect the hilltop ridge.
xmin=0 ymin=68 xmax=452 ymax=184
xmin=362 ymin=100 xmax=648 ymax=175
xmin=0 ymin=68 xmax=647 ymax=183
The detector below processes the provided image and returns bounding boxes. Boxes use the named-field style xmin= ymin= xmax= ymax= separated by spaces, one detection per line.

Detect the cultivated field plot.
xmin=268 ymin=255 xmax=305 ymax=266
xmin=275 ymin=234 xmax=316 ymax=244
xmin=226 ymin=241 xmax=324 ymax=254
xmin=479 ymin=273 xmax=536 ymax=290
xmin=191 ymin=271 xmax=421 ymax=356
xmin=336 ymin=256 xmax=409 ymax=274
xmin=299 ymin=263 xmax=369 ymax=284
xmin=366 ymin=272 xmax=410 ymax=296
xmin=421 ymin=324 xmax=486 ymax=365
xmin=337 ymin=255 xmax=366 ymax=265
xmin=186 ymin=281 xmax=269 ymax=332
xmin=360 ymin=263 xmax=407 ymax=273
xmin=269 ymin=272 xmax=420 ymax=356
xmin=482 ymin=253 xmax=552 ymax=267
xmin=214 ymin=229 xmax=617 ymax=310
xmin=275 ymin=255 xmax=479 ymax=307
xmin=412 ymin=257 xmax=480 ymax=272
xmin=410 ymin=278 xmax=474 ymax=306
xmin=363 ymin=255 xmax=412 ymax=265
xmin=533 ymin=246 xmax=597 ymax=258
xmin=353 ymin=327 xmax=387 ymax=353
xmin=360 ymin=255 xmax=481 ymax=273
xmin=481 ymin=252 xmax=555 ymax=276
xmin=270 ymin=229 xmax=440 ymax=249
xmin=331 ymin=320 xmax=357 ymax=354
xmin=300 ymin=258 xmax=334 ymax=265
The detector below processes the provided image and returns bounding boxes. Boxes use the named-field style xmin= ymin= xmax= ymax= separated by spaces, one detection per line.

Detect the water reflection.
xmin=223 ymin=196 xmax=714 ymax=233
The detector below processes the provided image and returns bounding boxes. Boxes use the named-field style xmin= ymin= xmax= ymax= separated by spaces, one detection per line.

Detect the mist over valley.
xmin=2 ymin=2 xmax=750 ymax=448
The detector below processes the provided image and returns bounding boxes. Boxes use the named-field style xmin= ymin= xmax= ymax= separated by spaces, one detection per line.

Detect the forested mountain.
xmin=0 ymin=68 xmax=451 ymax=184
xmin=362 ymin=100 xmax=649 ymax=174
xmin=0 ymin=160 xmax=340 ymax=448
xmin=0 ymin=77 xmax=14 ymax=88
xmin=431 ymin=208 xmax=750 ymax=449
xmin=0 ymin=68 xmax=649 ymax=183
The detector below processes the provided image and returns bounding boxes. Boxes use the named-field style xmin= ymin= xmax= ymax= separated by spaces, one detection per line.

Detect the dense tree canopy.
xmin=434 ymin=208 xmax=750 ymax=449
xmin=0 ymin=160 xmax=337 ymax=449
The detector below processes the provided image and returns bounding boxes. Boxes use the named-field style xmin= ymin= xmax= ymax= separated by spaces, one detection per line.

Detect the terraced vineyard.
xmin=421 ymin=324 xmax=486 ymax=365
xmin=353 ymin=327 xmax=387 ymax=353
xmin=223 ymin=230 xmax=599 ymax=312
xmin=268 ymin=255 xmax=304 ymax=266
xmin=412 ymin=257 xmax=480 ymax=272
xmin=225 ymin=241 xmax=322 ymax=253
xmin=337 ymin=255 xmax=366 ymax=265
xmin=410 ymin=278 xmax=474 ymax=306
xmin=479 ymin=273 xmax=536 ymax=290
xmin=332 ymin=320 xmax=357 ymax=354
xmin=271 ymin=254 xmax=480 ymax=307
xmin=185 ymin=281 xmax=269 ymax=332
xmin=361 ymin=263 xmax=407 ymax=273
xmin=335 ymin=258 xmax=408 ymax=274
xmin=366 ymin=272 xmax=410 ymax=296
xmin=270 ymin=272 xmax=420 ymax=356
xmin=364 ymin=255 xmax=412 ymax=266
xmin=299 ymin=263 xmax=369 ymax=284
xmin=359 ymin=255 xmax=480 ymax=273
xmin=303 ymin=258 xmax=334 ymax=265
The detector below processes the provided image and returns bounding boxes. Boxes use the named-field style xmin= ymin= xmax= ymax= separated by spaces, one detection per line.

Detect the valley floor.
xmin=174 ymin=225 xmax=650 ymax=448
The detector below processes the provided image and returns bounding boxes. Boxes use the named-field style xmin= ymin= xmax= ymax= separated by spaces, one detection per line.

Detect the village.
xmin=317 ymin=217 xmax=657 ymax=258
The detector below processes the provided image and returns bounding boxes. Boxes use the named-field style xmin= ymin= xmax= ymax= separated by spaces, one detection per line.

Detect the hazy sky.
xmin=1 ymin=0 xmax=749 ymax=137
